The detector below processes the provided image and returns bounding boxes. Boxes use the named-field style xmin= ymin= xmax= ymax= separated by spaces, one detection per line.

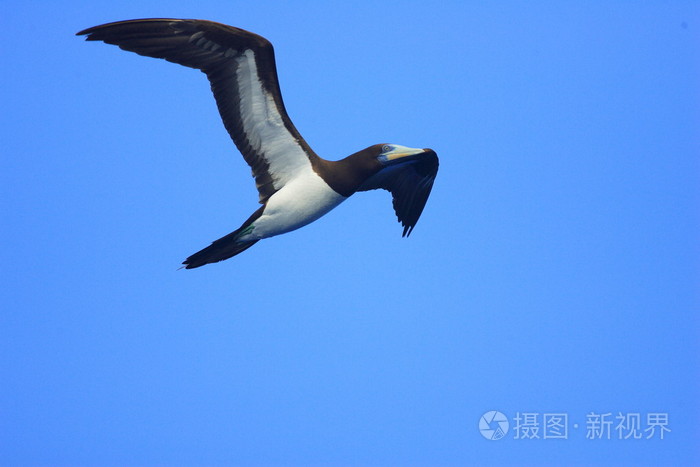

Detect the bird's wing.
xmin=78 ymin=18 xmax=318 ymax=204
xmin=358 ymin=151 xmax=439 ymax=236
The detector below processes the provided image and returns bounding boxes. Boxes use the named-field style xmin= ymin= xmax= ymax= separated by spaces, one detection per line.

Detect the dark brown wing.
xmin=78 ymin=18 xmax=319 ymax=204
xmin=359 ymin=150 xmax=439 ymax=236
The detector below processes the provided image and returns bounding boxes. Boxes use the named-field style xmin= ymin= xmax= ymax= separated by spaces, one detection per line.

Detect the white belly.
xmin=240 ymin=170 xmax=347 ymax=240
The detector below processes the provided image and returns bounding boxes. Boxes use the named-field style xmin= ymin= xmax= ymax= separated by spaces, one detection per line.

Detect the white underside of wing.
xmin=239 ymin=169 xmax=347 ymax=240
xmin=236 ymin=49 xmax=310 ymax=190
xmin=232 ymin=50 xmax=346 ymax=240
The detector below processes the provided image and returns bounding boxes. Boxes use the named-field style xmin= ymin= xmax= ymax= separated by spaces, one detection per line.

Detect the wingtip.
xmin=76 ymin=23 xmax=107 ymax=37
xmin=76 ymin=18 xmax=177 ymax=38
xmin=76 ymin=25 xmax=102 ymax=38
xmin=180 ymin=258 xmax=199 ymax=270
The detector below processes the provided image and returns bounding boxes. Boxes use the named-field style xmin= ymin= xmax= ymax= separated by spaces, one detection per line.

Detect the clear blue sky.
xmin=2 ymin=1 xmax=698 ymax=465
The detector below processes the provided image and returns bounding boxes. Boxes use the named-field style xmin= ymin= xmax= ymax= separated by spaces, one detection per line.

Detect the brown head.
xmin=315 ymin=144 xmax=436 ymax=197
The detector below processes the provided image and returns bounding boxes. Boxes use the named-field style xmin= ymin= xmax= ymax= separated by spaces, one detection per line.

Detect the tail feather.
xmin=182 ymin=206 xmax=265 ymax=269
xmin=183 ymin=233 xmax=259 ymax=269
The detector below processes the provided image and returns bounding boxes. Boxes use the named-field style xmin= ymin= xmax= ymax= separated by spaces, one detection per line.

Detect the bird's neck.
xmin=312 ymin=154 xmax=378 ymax=198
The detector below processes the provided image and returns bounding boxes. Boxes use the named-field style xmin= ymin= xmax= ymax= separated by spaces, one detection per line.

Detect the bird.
xmin=77 ymin=19 xmax=439 ymax=269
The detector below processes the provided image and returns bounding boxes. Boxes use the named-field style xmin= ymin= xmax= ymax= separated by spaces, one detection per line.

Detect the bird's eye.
xmin=382 ymin=144 xmax=393 ymax=153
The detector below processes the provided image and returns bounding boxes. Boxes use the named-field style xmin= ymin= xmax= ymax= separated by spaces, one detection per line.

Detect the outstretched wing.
xmin=78 ymin=18 xmax=318 ymax=204
xmin=359 ymin=150 xmax=439 ymax=237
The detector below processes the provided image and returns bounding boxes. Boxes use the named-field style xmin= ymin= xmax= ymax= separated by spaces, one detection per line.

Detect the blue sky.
xmin=1 ymin=1 xmax=698 ymax=465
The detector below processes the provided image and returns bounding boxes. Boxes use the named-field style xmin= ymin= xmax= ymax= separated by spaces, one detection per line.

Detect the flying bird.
xmin=77 ymin=19 xmax=439 ymax=268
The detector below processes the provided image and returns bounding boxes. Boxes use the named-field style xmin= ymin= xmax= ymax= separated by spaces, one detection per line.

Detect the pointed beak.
xmin=378 ymin=146 xmax=431 ymax=165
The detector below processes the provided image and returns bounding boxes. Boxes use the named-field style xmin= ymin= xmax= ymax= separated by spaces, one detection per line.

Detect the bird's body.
xmin=242 ymin=168 xmax=347 ymax=241
xmin=78 ymin=19 xmax=439 ymax=268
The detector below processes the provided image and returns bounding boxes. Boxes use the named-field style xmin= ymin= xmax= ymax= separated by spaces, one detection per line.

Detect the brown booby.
xmin=77 ymin=19 xmax=439 ymax=268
